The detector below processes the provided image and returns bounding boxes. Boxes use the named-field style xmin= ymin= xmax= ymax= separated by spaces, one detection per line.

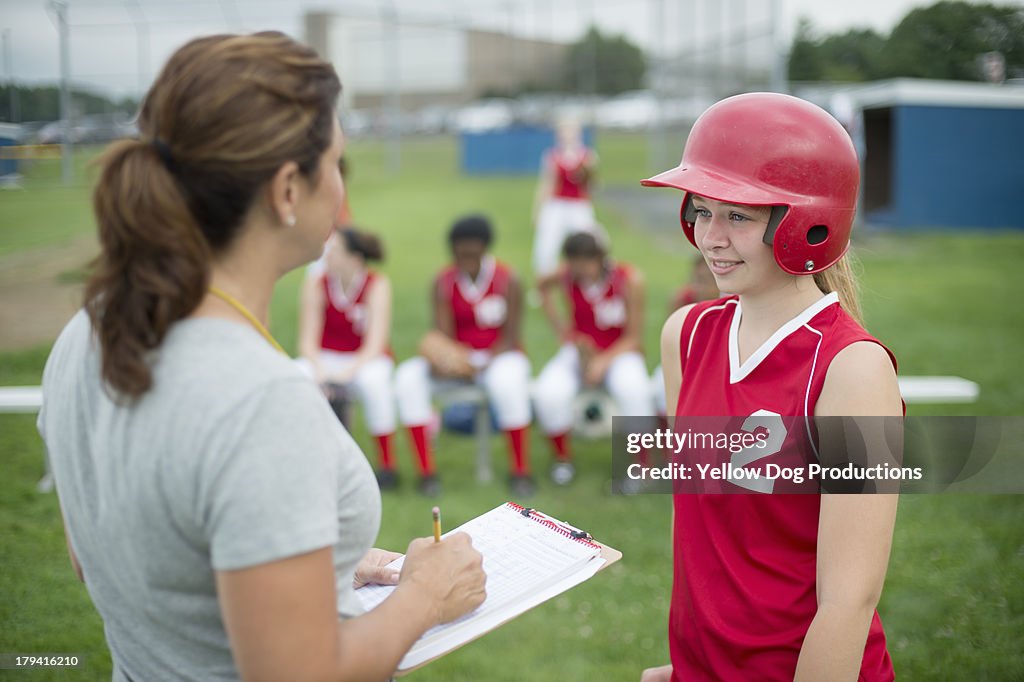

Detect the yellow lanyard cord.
xmin=208 ymin=285 xmax=287 ymax=355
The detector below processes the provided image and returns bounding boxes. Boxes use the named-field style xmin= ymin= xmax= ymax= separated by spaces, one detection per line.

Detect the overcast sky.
xmin=0 ymin=0 xmax=1018 ymax=98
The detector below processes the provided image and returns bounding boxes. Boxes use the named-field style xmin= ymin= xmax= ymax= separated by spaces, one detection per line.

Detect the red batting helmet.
xmin=641 ymin=92 xmax=859 ymax=275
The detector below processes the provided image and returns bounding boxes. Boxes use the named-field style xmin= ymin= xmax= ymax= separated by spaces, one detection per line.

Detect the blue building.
xmin=844 ymin=80 xmax=1024 ymax=230
xmin=460 ymin=125 xmax=595 ymax=175
xmin=0 ymin=123 xmax=22 ymax=180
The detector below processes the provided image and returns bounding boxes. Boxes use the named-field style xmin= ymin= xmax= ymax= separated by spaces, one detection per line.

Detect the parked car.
xmin=37 ymin=113 xmax=136 ymax=145
xmin=340 ymin=109 xmax=373 ymax=136
xmin=594 ymin=90 xmax=658 ymax=130
xmin=411 ymin=105 xmax=453 ymax=135
xmin=452 ymin=98 xmax=515 ymax=133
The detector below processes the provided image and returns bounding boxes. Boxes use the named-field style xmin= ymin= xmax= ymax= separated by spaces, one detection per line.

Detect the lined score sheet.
xmin=354 ymin=503 xmax=608 ymax=672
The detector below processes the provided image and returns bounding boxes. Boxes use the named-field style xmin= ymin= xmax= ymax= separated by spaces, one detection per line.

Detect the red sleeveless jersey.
xmin=566 ymin=263 xmax=631 ymax=351
xmin=320 ymin=270 xmax=376 ymax=353
xmin=550 ymin=148 xmax=593 ymax=200
xmin=437 ymin=257 xmax=511 ymax=351
xmin=669 ymin=293 xmax=897 ymax=681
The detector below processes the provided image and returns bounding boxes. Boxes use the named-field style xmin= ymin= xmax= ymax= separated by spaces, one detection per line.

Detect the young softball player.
xmin=296 ymin=227 xmax=400 ymax=489
xmin=533 ymin=231 xmax=653 ymax=485
xmin=532 ymin=116 xmax=598 ymax=278
xmin=395 ymin=214 xmax=534 ymax=497
xmin=640 ymin=92 xmax=902 ymax=681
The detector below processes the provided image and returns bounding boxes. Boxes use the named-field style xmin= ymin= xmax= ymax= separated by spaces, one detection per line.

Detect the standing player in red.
xmin=296 ymin=227 xmax=398 ymax=489
xmin=640 ymin=93 xmax=901 ymax=681
xmin=533 ymin=231 xmax=653 ymax=485
xmin=532 ymin=116 xmax=598 ymax=278
xmin=395 ymin=215 xmax=534 ymax=497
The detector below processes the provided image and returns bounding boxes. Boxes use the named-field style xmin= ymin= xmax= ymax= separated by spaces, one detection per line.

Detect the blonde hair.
xmin=813 ymin=252 xmax=862 ymax=325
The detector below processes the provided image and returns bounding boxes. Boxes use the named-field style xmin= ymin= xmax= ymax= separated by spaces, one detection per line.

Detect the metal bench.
xmin=316 ymin=381 xmax=495 ymax=484
xmin=432 ymin=383 xmax=494 ymax=483
xmin=896 ymin=376 xmax=980 ymax=404
xmin=0 ymin=386 xmax=51 ymax=491
xmin=0 ymin=375 xmax=984 ymax=493
xmin=0 ymin=385 xmax=42 ymax=413
xmin=570 ymin=376 xmax=983 ymax=436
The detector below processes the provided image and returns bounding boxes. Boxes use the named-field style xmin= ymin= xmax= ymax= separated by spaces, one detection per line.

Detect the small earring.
xmin=285 ymin=215 xmax=296 ymax=227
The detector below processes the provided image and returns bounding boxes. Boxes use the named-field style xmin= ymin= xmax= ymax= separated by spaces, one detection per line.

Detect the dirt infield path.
xmin=0 ymin=235 xmax=97 ymax=352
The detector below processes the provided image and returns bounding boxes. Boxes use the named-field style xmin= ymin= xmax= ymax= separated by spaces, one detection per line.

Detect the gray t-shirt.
xmin=38 ymin=311 xmax=381 ymax=681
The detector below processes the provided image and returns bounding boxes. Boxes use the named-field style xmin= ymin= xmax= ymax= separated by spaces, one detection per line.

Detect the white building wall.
xmin=325 ymin=17 xmax=467 ymax=108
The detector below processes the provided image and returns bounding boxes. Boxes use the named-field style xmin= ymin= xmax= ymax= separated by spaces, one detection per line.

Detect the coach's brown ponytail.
xmin=86 ymin=32 xmax=341 ymax=399
xmin=86 ymin=139 xmax=211 ymax=398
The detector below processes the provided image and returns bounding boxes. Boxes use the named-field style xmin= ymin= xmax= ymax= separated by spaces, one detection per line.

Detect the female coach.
xmin=37 ymin=33 xmax=484 ymax=681
xmin=639 ymin=93 xmax=902 ymax=681
xmin=297 ymin=227 xmax=401 ymax=490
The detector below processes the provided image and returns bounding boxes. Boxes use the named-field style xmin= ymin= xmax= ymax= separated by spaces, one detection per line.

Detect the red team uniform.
xmin=299 ymin=264 xmax=398 ymax=482
xmin=319 ymin=270 xmax=377 ymax=353
xmin=533 ymin=146 xmax=598 ymax=276
xmin=564 ymin=263 xmax=630 ymax=350
xmin=669 ymin=293 xmax=897 ymax=681
xmin=437 ymin=257 xmax=512 ymax=351
xmin=395 ymin=254 xmax=532 ymax=489
xmin=550 ymin=148 xmax=594 ymax=200
xmin=534 ymin=260 xmax=653 ymax=469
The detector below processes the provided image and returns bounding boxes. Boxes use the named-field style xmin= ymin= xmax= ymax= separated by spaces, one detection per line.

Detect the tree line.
xmin=2 ymin=1 xmax=1020 ymax=125
xmin=0 ymin=84 xmax=136 ymax=125
xmin=789 ymin=1 xmax=1024 ymax=83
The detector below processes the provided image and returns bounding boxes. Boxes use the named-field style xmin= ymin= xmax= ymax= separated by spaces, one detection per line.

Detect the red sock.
xmin=407 ymin=425 xmax=435 ymax=476
xmin=636 ymin=447 xmax=650 ymax=468
xmin=375 ymin=433 xmax=395 ymax=471
xmin=505 ymin=426 xmax=530 ymax=476
xmin=551 ymin=431 xmax=571 ymax=462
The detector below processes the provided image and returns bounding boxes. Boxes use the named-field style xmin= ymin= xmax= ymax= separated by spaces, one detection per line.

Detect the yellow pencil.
xmin=432 ymin=506 xmax=442 ymax=543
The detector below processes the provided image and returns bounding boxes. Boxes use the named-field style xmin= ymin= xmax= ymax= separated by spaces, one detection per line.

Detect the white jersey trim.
xmin=456 ymin=255 xmax=496 ymax=304
xmin=686 ymin=299 xmax=736 ymax=361
xmin=580 ymin=262 xmax=617 ymax=305
xmin=551 ymin=146 xmax=591 ymax=171
xmin=326 ymin=269 xmax=368 ymax=312
xmin=801 ymin=323 xmax=825 ymax=461
xmin=728 ymin=292 xmax=839 ymax=385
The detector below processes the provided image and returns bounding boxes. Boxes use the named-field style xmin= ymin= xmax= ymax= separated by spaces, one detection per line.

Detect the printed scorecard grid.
xmin=355 ymin=505 xmax=601 ymax=641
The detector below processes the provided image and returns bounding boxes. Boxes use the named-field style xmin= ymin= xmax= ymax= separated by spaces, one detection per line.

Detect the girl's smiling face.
xmin=690 ymin=194 xmax=791 ymax=296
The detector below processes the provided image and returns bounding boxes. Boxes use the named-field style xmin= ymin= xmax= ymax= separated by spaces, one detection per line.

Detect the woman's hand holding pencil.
xmin=397 ymin=510 xmax=486 ymax=626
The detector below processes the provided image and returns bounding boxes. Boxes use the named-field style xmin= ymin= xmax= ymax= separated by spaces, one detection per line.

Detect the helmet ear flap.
xmin=762 ymin=206 xmax=788 ymax=246
xmin=681 ymin=193 xmax=698 ymax=225
xmin=679 ymin=193 xmax=699 ymax=249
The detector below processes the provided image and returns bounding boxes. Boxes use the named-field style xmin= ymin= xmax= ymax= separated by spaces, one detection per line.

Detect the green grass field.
xmin=1 ymin=135 xmax=1023 ymax=680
